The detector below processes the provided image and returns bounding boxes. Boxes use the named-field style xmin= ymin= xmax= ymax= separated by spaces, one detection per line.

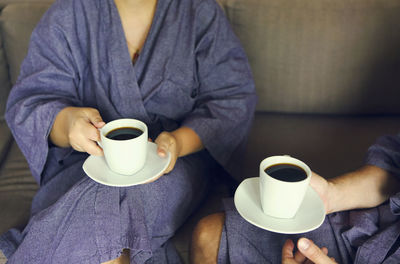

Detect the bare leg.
xmin=190 ymin=213 xmax=225 ymax=264
xmin=101 ymin=249 xmax=130 ymax=264
xmin=0 ymin=250 xmax=7 ymax=264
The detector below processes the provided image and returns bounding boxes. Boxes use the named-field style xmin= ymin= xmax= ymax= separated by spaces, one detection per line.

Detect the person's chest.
xmin=114 ymin=0 xmax=158 ymax=63
xmin=71 ymin=0 xmax=199 ymax=121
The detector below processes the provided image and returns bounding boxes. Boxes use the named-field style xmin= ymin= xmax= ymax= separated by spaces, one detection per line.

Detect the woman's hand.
xmin=281 ymin=238 xmax=337 ymax=264
xmin=50 ymin=107 xmax=105 ymax=156
xmin=154 ymin=126 xmax=204 ymax=175
xmin=155 ymin=131 xmax=180 ymax=174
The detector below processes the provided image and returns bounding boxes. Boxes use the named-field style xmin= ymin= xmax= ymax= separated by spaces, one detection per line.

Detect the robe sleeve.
xmin=365 ymin=133 xmax=400 ymax=178
xmin=5 ymin=8 xmax=80 ymax=184
xmin=182 ymin=0 xmax=257 ymax=179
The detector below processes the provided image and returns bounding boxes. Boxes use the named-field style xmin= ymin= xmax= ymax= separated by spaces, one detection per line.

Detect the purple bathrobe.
xmin=0 ymin=0 xmax=257 ymax=262
xmin=219 ymin=134 xmax=400 ymax=264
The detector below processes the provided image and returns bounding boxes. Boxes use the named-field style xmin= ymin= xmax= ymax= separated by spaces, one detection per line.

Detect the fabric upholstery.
xmin=0 ymin=0 xmax=52 ymax=9
xmin=224 ymin=0 xmax=400 ymax=114
xmin=0 ymin=141 xmax=38 ymax=235
xmin=1 ymin=3 xmax=51 ymax=85
xmin=0 ymin=33 xmax=11 ymax=118
xmin=0 ymin=121 xmax=11 ymax=166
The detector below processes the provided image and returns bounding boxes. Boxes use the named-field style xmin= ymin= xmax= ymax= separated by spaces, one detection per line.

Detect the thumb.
xmin=155 ymin=132 xmax=173 ymax=158
xmin=298 ymin=238 xmax=336 ymax=264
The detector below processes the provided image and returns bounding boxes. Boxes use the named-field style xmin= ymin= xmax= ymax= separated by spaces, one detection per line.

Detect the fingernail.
xmin=158 ymin=149 xmax=166 ymax=157
xmin=299 ymin=238 xmax=310 ymax=250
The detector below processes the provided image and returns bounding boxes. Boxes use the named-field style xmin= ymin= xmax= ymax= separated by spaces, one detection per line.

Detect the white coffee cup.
xmin=99 ymin=118 xmax=148 ymax=175
xmin=259 ymin=155 xmax=311 ymax=219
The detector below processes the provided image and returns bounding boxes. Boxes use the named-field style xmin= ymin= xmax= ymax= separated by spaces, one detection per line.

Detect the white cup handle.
xmin=97 ymin=128 xmax=103 ymax=148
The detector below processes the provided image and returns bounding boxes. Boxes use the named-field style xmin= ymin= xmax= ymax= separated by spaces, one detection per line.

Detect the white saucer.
xmin=83 ymin=142 xmax=171 ymax=187
xmin=234 ymin=177 xmax=326 ymax=234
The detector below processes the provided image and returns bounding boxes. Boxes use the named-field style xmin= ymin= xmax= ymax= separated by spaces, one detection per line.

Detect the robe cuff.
xmin=182 ymin=117 xmax=231 ymax=167
xmin=11 ymin=101 xmax=72 ymax=185
xmin=365 ymin=134 xmax=400 ymax=179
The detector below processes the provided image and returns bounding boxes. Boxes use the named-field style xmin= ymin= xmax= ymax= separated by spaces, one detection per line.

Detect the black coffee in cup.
xmin=264 ymin=163 xmax=307 ymax=182
xmin=105 ymin=127 xmax=143 ymax=140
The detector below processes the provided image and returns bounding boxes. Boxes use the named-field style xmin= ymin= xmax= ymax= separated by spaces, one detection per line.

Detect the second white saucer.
xmin=234 ymin=177 xmax=326 ymax=234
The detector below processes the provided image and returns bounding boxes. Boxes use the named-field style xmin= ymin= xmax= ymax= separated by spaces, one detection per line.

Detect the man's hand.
xmin=282 ymin=238 xmax=337 ymax=264
xmin=309 ymin=172 xmax=332 ymax=214
xmin=311 ymin=165 xmax=399 ymax=215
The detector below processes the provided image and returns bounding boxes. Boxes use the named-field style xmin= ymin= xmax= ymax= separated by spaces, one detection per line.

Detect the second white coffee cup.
xmin=259 ymin=155 xmax=311 ymax=219
xmin=99 ymin=118 xmax=148 ymax=175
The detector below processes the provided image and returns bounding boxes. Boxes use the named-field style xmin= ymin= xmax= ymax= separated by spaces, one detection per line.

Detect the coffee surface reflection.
xmin=105 ymin=127 xmax=143 ymax=140
xmin=264 ymin=163 xmax=307 ymax=182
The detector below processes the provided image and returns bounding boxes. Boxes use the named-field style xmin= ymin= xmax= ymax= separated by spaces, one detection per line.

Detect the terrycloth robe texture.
xmin=0 ymin=0 xmax=257 ymax=262
xmin=218 ymin=133 xmax=400 ymax=264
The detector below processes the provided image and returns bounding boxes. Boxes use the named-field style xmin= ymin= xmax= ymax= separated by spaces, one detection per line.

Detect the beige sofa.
xmin=1 ymin=0 xmax=400 ymax=263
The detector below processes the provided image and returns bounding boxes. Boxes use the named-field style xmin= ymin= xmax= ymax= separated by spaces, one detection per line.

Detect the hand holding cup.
xmin=50 ymin=107 xmax=105 ymax=156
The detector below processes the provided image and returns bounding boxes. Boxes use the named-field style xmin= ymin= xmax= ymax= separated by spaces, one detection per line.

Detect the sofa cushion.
xmin=223 ymin=0 xmax=400 ymax=114
xmin=0 ymin=120 xmax=11 ymax=166
xmin=243 ymin=113 xmax=400 ymax=181
xmin=0 ymin=141 xmax=38 ymax=235
xmin=0 ymin=32 xmax=11 ymax=119
xmin=0 ymin=1 xmax=54 ymax=119
xmin=0 ymin=0 xmax=53 ymax=9
xmin=1 ymin=2 xmax=52 ymax=85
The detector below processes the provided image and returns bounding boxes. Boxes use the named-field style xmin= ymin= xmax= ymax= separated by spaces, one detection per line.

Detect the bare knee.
xmin=101 ymin=249 xmax=129 ymax=264
xmin=191 ymin=213 xmax=225 ymax=264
